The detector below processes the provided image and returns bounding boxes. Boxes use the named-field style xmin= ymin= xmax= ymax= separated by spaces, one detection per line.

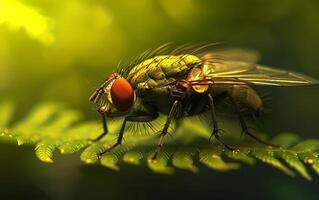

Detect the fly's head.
xmin=89 ymin=72 xmax=135 ymax=117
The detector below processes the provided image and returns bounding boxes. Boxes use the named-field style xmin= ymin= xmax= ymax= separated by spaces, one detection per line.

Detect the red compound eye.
xmin=110 ymin=78 xmax=135 ymax=111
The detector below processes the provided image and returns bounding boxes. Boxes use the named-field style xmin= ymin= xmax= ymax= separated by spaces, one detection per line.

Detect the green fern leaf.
xmin=200 ymin=147 xmax=241 ymax=171
xmin=81 ymin=142 xmax=105 ymax=164
xmin=59 ymin=140 xmax=89 ymax=154
xmin=290 ymin=140 xmax=319 ymax=153
xmin=148 ymin=150 xmax=175 ymax=174
xmin=250 ymin=149 xmax=295 ymax=176
xmin=101 ymin=144 xmax=135 ymax=170
xmin=275 ymin=151 xmax=311 ymax=180
xmin=1 ymin=101 xmax=319 ymax=179
xmin=123 ymin=151 xmax=143 ymax=165
xmin=172 ymin=148 xmax=199 ymax=173
xmin=0 ymin=100 xmax=14 ymax=129
xmin=225 ymin=149 xmax=255 ymax=166
xmin=35 ymin=140 xmax=59 ymax=163
xmin=298 ymin=153 xmax=319 ymax=175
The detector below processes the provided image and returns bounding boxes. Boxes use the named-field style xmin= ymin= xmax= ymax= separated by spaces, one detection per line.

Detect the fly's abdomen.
xmin=212 ymin=85 xmax=263 ymax=112
xmin=229 ymin=85 xmax=263 ymax=111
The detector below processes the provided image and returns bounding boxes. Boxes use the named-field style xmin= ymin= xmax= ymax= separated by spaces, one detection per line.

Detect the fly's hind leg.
xmin=207 ymin=93 xmax=235 ymax=151
xmin=97 ymin=112 xmax=159 ymax=157
xmin=227 ymin=94 xmax=280 ymax=148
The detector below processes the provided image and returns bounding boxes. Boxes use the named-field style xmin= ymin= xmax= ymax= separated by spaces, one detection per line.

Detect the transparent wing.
xmin=204 ymin=60 xmax=318 ymax=86
xmin=204 ymin=49 xmax=260 ymax=64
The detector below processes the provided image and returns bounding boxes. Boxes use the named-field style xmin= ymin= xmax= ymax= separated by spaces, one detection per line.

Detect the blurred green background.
xmin=0 ymin=0 xmax=319 ymax=199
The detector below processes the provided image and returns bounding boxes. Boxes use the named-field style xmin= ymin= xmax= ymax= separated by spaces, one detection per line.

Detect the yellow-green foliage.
xmin=0 ymin=0 xmax=54 ymax=45
xmin=0 ymin=101 xmax=319 ymax=180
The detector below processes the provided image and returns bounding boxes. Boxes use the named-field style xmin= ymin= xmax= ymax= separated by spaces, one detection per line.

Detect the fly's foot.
xmin=240 ymin=126 xmax=258 ymax=137
xmin=96 ymin=143 xmax=120 ymax=159
xmin=209 ymin=131 xmax=235 ymax=151
xmin=231 ymin=148 xmax=240 ymax=154
xmin=87 ymin=138 xmax=98 ymax=144
xmin=241 ymin=128 xmax=281 ymax=148
xmin=96 ymin=151 xmax=107 ymax=159
xmin=266 ymin=143 xmax=281 ymax=149
xmin=222 ymin=143 xmax=236 ymax=152
xmin=96 ymin=149 xmax=109 ymax=159
xmin=150 ymin=152 xmax=159 ymax=162
xmin=87 ymin=132 xmax=107 ymax=144
xmin=96 ymin=152 xmax=103 ymax=159
xmin=150 ymin=145 xmax=162 ymax=162
xmin=209 ymin=128 xmax=226 ymax=142
xmin=87 ymin=137 xmax=103 ymax=145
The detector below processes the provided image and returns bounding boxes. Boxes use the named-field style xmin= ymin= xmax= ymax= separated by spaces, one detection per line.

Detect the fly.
xmin=89 ymin=44 xmax=318 ymax=160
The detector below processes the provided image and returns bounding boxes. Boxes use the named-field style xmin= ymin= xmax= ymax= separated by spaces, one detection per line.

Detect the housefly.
xmin=89 ymin=44 xmax=318 ymax=160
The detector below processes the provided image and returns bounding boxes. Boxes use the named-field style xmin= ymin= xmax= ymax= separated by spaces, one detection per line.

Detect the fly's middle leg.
xmin=207 ymin=93 xmax=235 ymax=151
xmin=151 ymin=100 xmax=180 ymax=161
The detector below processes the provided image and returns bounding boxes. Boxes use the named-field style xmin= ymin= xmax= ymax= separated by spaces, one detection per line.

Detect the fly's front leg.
xmin=227 ymin=94 xmax=280 ymax=148
xmin=151 ymin=100 xmax=180 ymax=161
xmin=207 ymin=93 xmax=234 ymax=151
xmin=98 ymin=112 xmax=159 ymax=157
xmin=90 ymin=107 xmax=109 ymax=142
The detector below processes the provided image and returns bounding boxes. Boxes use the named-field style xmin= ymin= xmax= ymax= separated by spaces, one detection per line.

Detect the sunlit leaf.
xmin=148 ymin=150 xmax=174 ymax=174
xmin=123 ymin=151 xmax=143 ymax=165
xmin=250 ymin=149 xmax=295 ymax=176
xmin=225 ymin=150 xmax=255 ymax=166
xmin=275 ymin=151 xmax=311 ymax=180
xmin=0 ymin=100 xmax=14 ymax=129
xmin=200 ymin=147 xmax=241 ymax=171
xmin=1 ymin=101 xmax=319 ymax=179
xmin=0 ymin=0 xmax=55 ymax=45
xmin=172 ymin=148 xmax=199 ymax=173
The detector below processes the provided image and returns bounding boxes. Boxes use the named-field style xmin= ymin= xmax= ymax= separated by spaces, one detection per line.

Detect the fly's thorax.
xmin=137 ymin=87 xmax=172 ymax=114
xmin=126 ymin=54 xmax=201 ymax=90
